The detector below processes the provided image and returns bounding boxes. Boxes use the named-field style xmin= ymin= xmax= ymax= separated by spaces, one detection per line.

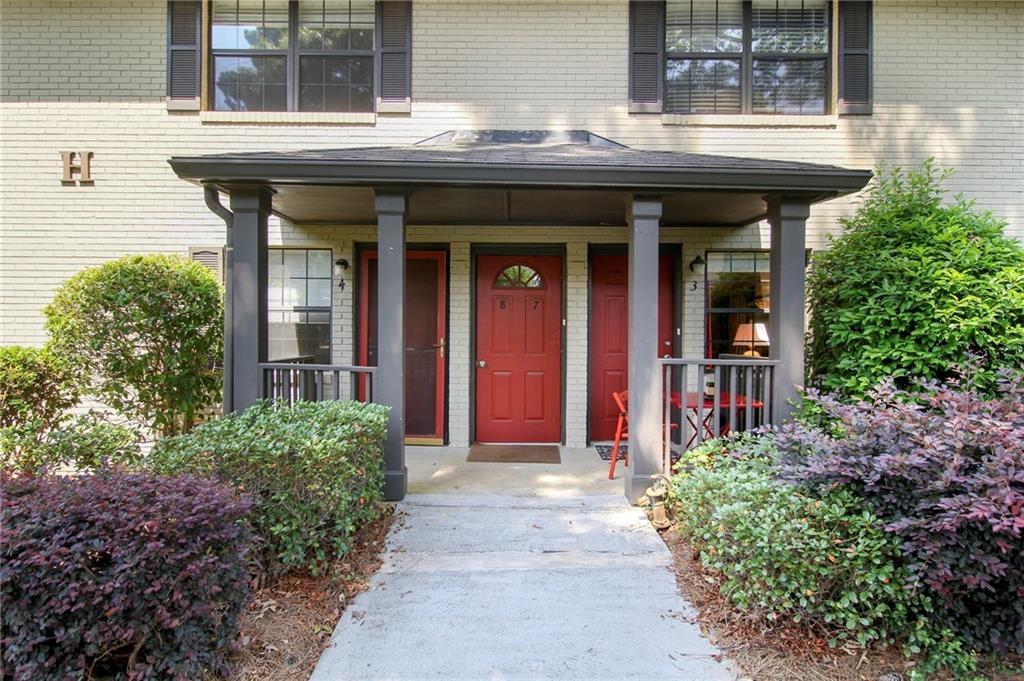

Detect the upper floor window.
xmin=663 ymin=0 xmax=829 ymax=115
xmin=212 ymin=0 xmax=375 ymax=112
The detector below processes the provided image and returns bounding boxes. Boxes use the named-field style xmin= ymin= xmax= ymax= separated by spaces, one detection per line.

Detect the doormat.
xmin=594 ymin=444 xmax=681 ymax=466
xmin=467 ymin=444 xmax=561 ymax=464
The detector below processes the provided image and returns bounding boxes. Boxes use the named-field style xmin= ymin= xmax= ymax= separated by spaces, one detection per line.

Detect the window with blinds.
xmin=663 ymin=0 xmax=830 ymax=115
xmin=665 ymin=0 xmax=742 ymax=113
xmin=751 ymin=0 xmax=828 ymax=114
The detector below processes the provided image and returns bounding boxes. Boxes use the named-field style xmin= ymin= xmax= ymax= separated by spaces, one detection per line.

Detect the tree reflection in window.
xmin=494 ymin=265 xmax=544 ymax=289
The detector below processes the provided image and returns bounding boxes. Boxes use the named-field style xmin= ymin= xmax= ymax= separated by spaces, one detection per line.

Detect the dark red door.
xmin=476 ymin=255 xmax=562 ymax=443
xmin=588 ymin=253 xmax=675 ymax=441
xmin=360 ymin=251 xmax=446 ymax=443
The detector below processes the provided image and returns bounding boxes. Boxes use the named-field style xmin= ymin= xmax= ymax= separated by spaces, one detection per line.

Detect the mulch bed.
xmin=223 ymin=506 xmax=399 ymax=681
xmin=658 ymin=527 xmax=1022 ymax=681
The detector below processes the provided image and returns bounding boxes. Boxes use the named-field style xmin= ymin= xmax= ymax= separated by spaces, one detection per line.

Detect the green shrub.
xmin=148 ymin=400 xmax=389 ymax=576
xmin=2 ymin=413 xmax=141 ymax=474
xmin=805 ymin=160 xmax=1024 ymax=397
xmin=670 ymin=435 xmax=923 ymax=647
xmin=44 ymin=254 xmax=223 ymax=436
xmin=0 ymin=345 xmax=79 ymax=432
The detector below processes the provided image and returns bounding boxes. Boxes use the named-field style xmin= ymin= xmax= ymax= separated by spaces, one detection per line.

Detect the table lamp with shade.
xmin=732 ymin=322 xmax=770 ymax=357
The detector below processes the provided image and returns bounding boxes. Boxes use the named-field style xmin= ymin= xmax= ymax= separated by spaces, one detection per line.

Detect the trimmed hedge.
xmin=1 ymin=470 xmax=253 ymax=680
xmin=670 ymin=434 xmax=923 ymax=648
xmin=148 ymin=400 xmax=389 ymax=576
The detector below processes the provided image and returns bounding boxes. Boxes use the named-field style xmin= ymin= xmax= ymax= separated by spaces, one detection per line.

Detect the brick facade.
xmin=2 ymin=0 xmax=1021 ymax=445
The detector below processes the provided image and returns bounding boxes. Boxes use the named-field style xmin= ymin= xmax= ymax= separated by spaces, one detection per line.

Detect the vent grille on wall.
xmin=189 ymin=246 xmax=225 ymax=284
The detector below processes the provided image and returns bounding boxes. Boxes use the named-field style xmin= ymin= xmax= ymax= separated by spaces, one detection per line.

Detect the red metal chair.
xmin=607 ymin=390 xmax=630 ymax=480
xmin=607 ymin=390 xmax=678 ymax=480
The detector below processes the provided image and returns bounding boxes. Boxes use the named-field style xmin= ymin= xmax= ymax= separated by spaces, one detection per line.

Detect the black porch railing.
xmin=660 ymin=357 xmax=781 ymax=468
xmin=259 ymin=362 xmax=377 ymax=405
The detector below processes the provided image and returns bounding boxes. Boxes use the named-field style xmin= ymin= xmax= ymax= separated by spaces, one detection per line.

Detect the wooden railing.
xmin=660 ymin=358 xmax=781 ymax=464
xmin=259 ymin=362 xmax=377 ymax=404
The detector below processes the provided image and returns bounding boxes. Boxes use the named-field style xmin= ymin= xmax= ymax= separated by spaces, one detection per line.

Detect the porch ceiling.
xmin=268 ymin=186 xmax=770 ymax=227
xmin=169 ymin=130 xmax=872 ymax=228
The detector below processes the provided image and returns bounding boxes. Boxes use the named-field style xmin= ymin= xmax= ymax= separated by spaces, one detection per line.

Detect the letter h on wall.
xmin=61 ymin=151 xmax=94 ymax=184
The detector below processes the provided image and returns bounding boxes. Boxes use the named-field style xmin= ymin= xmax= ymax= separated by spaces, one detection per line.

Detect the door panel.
xmin=476 ymin=255 xmax=562 ymax=443
xmin=360 ymin=251 xmax=446 ymax=442
xmin=588 ymin=253 xmax=675 ymax=442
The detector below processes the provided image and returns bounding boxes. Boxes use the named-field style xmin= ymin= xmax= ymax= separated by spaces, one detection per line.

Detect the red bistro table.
xmin=670 ymin=392 xmax=764 ymax=447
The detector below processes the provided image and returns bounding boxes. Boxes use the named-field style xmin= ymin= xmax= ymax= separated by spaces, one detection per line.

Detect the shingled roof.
xmin=169 ymin=130 xmax=871 ymax=197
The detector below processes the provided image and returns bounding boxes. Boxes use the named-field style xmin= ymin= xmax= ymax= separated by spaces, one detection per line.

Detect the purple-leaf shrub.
xmin=1 ymin=470 xmax=254 ymax=680
xmin=775 ymin=372 xmax=1024 ymax=653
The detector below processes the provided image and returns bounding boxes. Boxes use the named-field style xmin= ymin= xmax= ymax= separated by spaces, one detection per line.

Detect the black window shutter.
xmin=167 ymin=1 xmax=200 ymax=99
xmin=839 ymin=1 xmax=872 ymax=115
xmin=376 ymin=1 xmax=412 ymax=108
xmin=628 ymin=0 xmax=665 ymax=113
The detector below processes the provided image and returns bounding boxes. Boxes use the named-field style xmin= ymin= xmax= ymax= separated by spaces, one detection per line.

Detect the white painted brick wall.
xmin=2 ymin=0 xmax=1021 ymax=445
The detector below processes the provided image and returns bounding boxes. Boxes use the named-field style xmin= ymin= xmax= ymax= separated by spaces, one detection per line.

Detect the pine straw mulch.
xmin=659 ymin=527 xmax=1023 ymax=681
xmin=224 ymin=506 xmax=400 ymax=681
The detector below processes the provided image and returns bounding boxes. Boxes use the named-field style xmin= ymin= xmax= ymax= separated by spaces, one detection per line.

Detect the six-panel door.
xmin=475 ymin=255 xmax=562 ymax=443
xmin=588 ymin=253 xmax=675 ymax=442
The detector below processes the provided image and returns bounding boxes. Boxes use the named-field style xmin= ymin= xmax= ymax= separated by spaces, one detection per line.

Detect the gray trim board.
xmin=176 ymin=161 xmax=868 ymax=196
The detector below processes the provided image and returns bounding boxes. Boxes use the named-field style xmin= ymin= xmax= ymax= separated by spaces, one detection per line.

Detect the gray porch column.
xmin=625 ymin=196 xmax=663 ymax=503
xmin=226 ymin=187 xmax=272 ymax=413
xmin=767 ymin=196 xmax=811 ymax=423
xmin=374 ymin=191 xmax=407 ymax=501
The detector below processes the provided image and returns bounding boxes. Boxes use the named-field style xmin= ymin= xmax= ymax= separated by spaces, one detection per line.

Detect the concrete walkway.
xmin=310 ymin=493 xmax=735 ymax=681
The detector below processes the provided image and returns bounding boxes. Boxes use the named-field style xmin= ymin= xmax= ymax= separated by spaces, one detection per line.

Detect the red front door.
xmin=359 ymin=251 xmax=447 ymax=443
xmin=588 ymin=253 xmax=675 ymax=442
xmin=475 ymin=255 xmax=562 ymax=443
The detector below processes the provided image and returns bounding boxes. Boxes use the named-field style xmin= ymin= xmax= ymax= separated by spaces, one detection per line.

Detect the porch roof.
xmin=169 ymin=130 xmax=871 ymax=227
